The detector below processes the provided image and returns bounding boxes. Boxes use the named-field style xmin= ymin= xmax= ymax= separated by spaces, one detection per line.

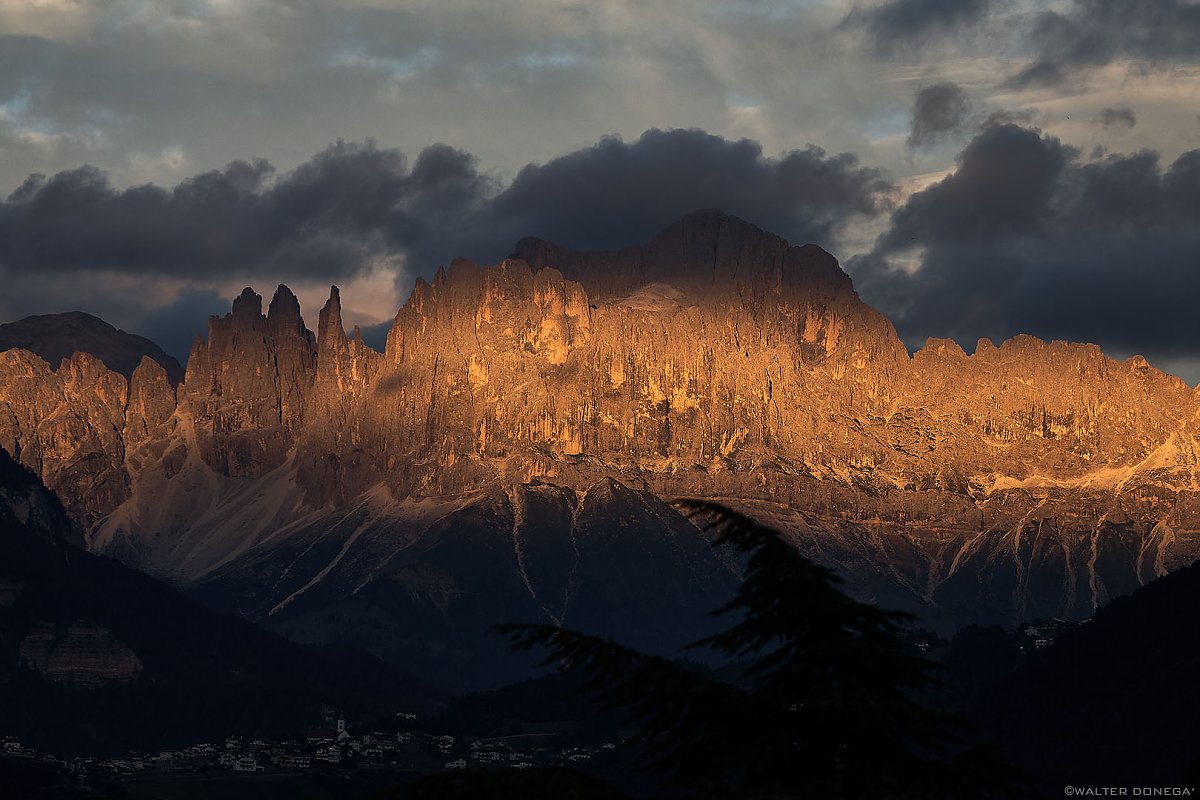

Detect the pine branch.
xmin=501 ymin=623 xmax=762 ymax=784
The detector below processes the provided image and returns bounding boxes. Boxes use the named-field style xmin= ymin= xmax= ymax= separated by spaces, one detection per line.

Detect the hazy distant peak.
xmin=0 ymin=311 xmax=184 ymax=386
xmin=511 ymin=208 xmax=850 ymax=301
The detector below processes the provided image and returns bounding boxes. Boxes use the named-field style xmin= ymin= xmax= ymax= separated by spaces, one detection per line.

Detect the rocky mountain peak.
xmin=267 ymin=284 xmax=304 ymax=333
xmin=312 ymin=284 xmax=380 ymax=412
xmin=0 ymin=311 xmax=184 ymax=385
xmin=318 ymin=285 xmax=345 ymax=351
xmin=918 ymin=337 xmax=968 ymax=359
xmin=512 ymin=209 xmax=855 ymax=305
xmin=231 ymin=287 xmax=263 ymax=320
xmin=640 ymin=207 xmax=787 ymax=287
xmin=174 ymin=283 xmax=321 ymax=477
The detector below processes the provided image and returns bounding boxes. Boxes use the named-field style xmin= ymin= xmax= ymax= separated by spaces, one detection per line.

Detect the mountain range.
xmin=2 ymin=209 xmax=1198 ymax=689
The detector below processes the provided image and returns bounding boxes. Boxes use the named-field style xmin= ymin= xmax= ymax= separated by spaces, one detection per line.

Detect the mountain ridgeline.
xmin=0 ymin=311 xmax=183 ymax=386
xmin=2 ymin=209 xmax=1199 ymax=688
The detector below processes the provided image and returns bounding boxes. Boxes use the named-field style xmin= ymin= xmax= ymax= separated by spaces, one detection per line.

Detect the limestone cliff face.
xmin=0 ymin=349 xmax=130 ymax=527
xmin=1 ymin=210 xmax=1199 ymax=631
xmin=180 ymin=285 xmax=317 ymax=477
xmin=513 ymin=209 xmax=908 ymax=402
xmin=125 ymin=358 xmax=177 ymax=448
xmin=898 ymin=335 xmax=1196 ymax=488
xmin=296 ymin=286 xmax=386 ymax=505
xmin=358 ymin=211 xmax=909 ymax=502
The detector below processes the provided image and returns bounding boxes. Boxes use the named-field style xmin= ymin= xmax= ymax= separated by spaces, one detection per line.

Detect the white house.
xmin=233 ymin=756 xmax=264 ymax=772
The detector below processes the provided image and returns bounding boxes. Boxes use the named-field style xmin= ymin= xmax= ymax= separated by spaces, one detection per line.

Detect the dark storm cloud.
xmin=471 ymin=128 xmax=892 ymax=259
xmin=1009 ymin=0 xmax=1200 ymax=88
xmin=1097 ymin=106 xmax=1137 ymax=129
xmin=842 ymin=0 xmax=993 ymax=54
xmin=907 ymin=82 xmax=970 ymax=149
xmin=0 ymin=140 xmax=495 ymax=282
xmin=852 ymin=123 xmax=1200 ymax=367
xmin=0 ymin=128 xmax=890 ymax=283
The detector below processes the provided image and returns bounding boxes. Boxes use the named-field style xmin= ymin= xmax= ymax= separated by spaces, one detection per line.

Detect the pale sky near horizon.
xmin=2 ymin=0 xmax=1199 ymax=381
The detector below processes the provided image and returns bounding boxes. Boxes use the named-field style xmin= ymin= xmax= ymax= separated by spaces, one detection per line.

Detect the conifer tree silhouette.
xmin=505 ymin=500 xmax=1018 ymax=799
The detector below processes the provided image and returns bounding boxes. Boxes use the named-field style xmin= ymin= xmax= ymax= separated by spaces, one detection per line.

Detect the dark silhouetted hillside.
xmin=974 ymin=559 xmax=1200 ymax=786
xmin=0 ymin=447 xmax=440 ymax=756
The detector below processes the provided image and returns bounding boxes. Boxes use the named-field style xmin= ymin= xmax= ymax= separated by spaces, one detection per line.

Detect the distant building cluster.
xmin=1019 ymin=618 xmax=1084 ymax=653
xmin=2 ymin=709 xmax=622 ymax=789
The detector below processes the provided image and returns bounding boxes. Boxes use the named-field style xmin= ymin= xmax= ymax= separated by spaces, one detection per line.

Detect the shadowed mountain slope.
xmin=0 ymin=448 xmax=437 ymax=756
xmin=975 ymin=557 xmax=1200 ymax=786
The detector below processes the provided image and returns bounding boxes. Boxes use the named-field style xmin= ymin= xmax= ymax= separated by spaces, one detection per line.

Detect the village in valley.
xmin=2 ymin=618 xmax=1085 ymax=795
xmin=1 ymin=705 xmax=618 ymax=793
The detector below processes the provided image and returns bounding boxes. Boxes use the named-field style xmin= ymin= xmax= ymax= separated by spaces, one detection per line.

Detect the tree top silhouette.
xmin=505 ymin=500 xmax=1019 ymax=799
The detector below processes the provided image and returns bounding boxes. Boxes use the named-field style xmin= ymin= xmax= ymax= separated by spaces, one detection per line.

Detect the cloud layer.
xmin=853 ymin=122 xmax=1200 ymax=372
xmin=477 ymin=128 xmax=892 ymax=257
xmin=843 ymin=0 xmax=994 ymax=56
xmin=0 ymin=129 xmax=890 ymax=278
xmin=1010 ymin=0 xmax=1200 ymax=87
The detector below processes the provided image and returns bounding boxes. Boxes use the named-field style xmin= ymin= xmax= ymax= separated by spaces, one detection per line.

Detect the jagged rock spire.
xmin=267 ymin=284 xmax=304 ymax=333
xmin=318 ymin=285 xmax=347 ymax=354
xmin=231 ymin=287 xmax=263 ymax=319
